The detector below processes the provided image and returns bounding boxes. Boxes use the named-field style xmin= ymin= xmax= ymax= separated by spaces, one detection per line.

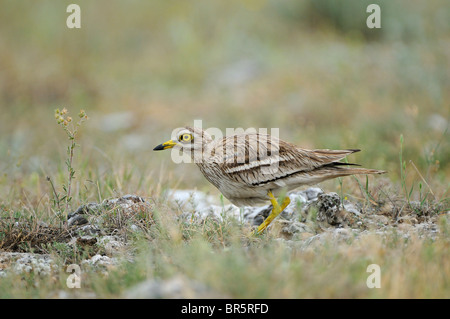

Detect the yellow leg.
xmin=256 ymin=191 xmax=291 ymax=234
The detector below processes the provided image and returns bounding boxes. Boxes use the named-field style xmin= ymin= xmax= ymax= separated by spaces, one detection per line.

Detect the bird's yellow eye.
xmin=180 ymin=133 xmax=193 ymax=142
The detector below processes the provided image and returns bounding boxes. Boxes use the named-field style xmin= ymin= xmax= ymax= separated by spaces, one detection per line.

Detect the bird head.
xmin=153 ymin=127 xmax=212 ymax=157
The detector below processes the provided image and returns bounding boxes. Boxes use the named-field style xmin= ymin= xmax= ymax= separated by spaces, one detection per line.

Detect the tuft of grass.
xmin=397 ymin=134 xmax=446 ymax=218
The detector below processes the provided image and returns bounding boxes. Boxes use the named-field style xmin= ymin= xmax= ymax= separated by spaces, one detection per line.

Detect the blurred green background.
xmin=0 ymin=0 xmax=448 ymax=204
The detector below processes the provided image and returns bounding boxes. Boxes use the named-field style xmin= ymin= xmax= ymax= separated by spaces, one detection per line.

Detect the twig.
xmin=46 ymin=176 xmax=61 ymax=212
xmin=409 ymin=160 xmax=435 ymax=199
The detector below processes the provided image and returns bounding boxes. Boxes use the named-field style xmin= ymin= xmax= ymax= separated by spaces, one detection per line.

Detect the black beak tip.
xmin=153 ymin=144 xmax=165 ymax=151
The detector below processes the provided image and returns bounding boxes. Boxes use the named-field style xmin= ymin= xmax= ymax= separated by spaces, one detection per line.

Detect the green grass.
xmin=1 ymin=213 xmax=449 ymax=298
xmin=0 ymin=0 xmax=449 ymax=298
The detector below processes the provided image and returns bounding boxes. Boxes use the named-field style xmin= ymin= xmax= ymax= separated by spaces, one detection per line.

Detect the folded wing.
xmin=215 ymin=133 xmax=360 ymax=187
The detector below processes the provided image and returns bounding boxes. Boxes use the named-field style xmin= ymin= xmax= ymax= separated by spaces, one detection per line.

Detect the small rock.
xmin=67 ymin=214 xmax=89 ymax=227
xmin=67 ymin=203 xmax=101 ymax=226
xmin=281 ymin=220 xmax=313 ymax=235
xmin=242 ymin=206 xmax=271 ymax=226
xmin=314 ymin=193 xmax=342 ymax=225
xmin=301 ymin=187 xmax=323 ymax=200
xmin=67 ymin=195 xmax=152 ymax=227
xmin=0 ymin=252 xmax=56 ymax=276
xmin=343 ymin=201 xmax=362 ymax=216
xmin=97 ymin=236 xmax=125 ymax=256
xmin=74 ymin=224 xmax=102 ymax=236
xmin=168 ymin=189 xmax=218 ymax=212
xmin=81 ymin=254 xmax=117 ymax=268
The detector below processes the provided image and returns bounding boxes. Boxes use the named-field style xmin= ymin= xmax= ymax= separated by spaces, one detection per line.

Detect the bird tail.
xmin=325 ymin=163 xmax=387 ymax=176
xmin=336 ymin=167 xmax=387 ymax=175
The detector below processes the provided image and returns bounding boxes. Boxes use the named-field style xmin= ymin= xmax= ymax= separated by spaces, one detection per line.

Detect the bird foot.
xmin=254 ymin=191 xmax=291 ymax=234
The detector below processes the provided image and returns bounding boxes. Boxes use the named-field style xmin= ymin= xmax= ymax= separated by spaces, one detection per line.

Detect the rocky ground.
xmin=0 ymin=188 xmax=446 ymax=297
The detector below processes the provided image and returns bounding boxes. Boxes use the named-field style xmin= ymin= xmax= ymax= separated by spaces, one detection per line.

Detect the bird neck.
xmin=189 ymin=144 xmax=212 ymax=164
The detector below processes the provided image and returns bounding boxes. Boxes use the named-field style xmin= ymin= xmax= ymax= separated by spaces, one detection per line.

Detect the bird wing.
xmin=214 ymin=133 xmax=359 ymax=187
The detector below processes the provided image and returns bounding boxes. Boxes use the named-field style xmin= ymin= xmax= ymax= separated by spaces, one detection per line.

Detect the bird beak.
xmin=153 ymin=139 xmax=178 ymax=151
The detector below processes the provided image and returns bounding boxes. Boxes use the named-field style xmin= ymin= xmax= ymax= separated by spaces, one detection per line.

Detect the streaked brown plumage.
xmin=154 ymin=126 xmax=386 ymax=232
